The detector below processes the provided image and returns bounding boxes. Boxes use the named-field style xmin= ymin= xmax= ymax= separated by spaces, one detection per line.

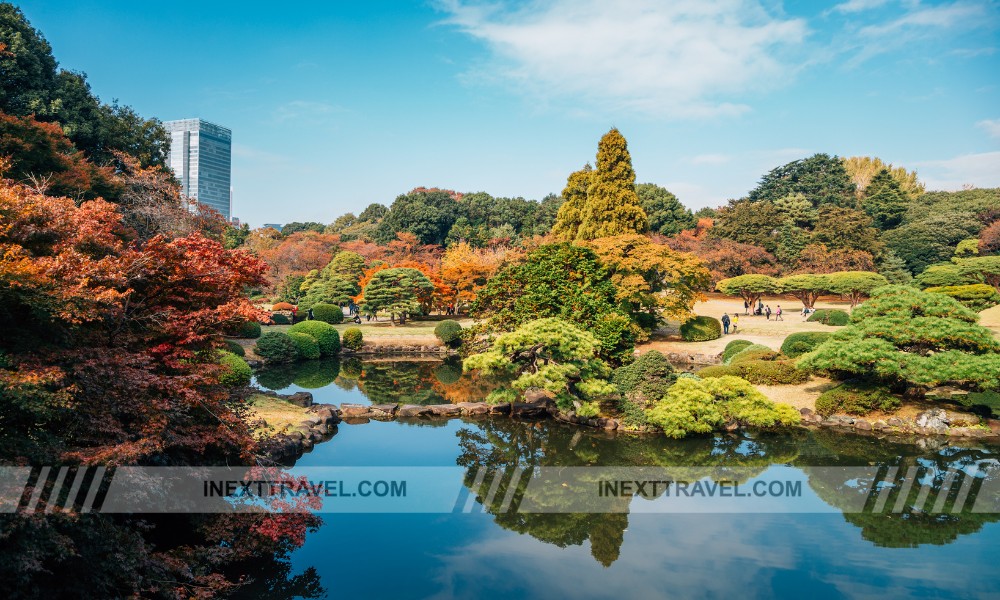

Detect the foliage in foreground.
xmin=463 ymin=318 xmax=615 ymax=410
xmin=815 ymin=381 xmax=901 ymax=417
xmin=679 ymin=315 xmax=722 ymax=342
xmin=645 ymin=376 xmax=800 ymax=438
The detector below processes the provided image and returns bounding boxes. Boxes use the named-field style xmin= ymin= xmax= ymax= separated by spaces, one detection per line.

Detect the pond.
xmin=252 ymin=360 xmax=1000 ymax=600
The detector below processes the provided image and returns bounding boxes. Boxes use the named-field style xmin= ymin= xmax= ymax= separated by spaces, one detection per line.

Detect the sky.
xmin=14 ymin=0 xmax=1000 ymax=227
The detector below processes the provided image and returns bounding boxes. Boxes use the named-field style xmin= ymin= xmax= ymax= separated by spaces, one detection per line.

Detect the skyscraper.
xmin=164 ymin=118 xmax=232 ymax=220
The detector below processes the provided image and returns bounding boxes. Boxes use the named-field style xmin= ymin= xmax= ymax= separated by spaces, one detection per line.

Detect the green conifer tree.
xmin=576 ymin=129 xmax=648 ymax=241
xmin=551 ymin=163 xmax=593 ymax=241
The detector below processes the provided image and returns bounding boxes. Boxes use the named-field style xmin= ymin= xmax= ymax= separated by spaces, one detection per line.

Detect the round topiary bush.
xmin=271 ymin=301 xmax=296 ymax=311
xmin=288 ymin=332 xmax=321 ymax=360
xmin=695 ymin=364 xmax=739 ymax=379
xmin=270 ymin=313 xmax=291 ymax=325
xmin=232 ymin=320 xmax=262 ymax=339
xmin=224 ymin=340 xmax=245 ymax=357
xmin=815 ymin=381 xmax=900 ymax=417
xmin=342 ymin=327 xmax=364 ymax=352
xmin=288 ymin=320 xmax=341 ymax=356
xmin=254 ymin=331 xmax=299 ymax=363
xmin=727 ymin=344 xmax=777 ymax=364
xmin=434 ymin=320 xmax=463 ymax=347
xmin=679 ymin=316 xmax=722 ymax=342
xmin=807 ymin=309 xmax=850 ymax=326
xmin=780 ymin=331 xmax=832 ymax=358
xmin=312 ymin=303 xmax=344 ymax=324
xmin=721 ymin=339 xmax=754 ymax=363
xmin=218 ymin=351 xmax=252 ymax=386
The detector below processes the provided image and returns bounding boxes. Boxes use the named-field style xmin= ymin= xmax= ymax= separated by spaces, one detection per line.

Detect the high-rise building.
xmin=164 ymin=118 xmax=232 ymax=220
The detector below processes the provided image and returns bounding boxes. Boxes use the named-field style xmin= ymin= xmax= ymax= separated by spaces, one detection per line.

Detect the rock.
xmin=309 ymin=430 xmax=323 ymax=443
xmin=601 ymin=418 xmax=619 ymax=431
xmin=553 ymin=410 xmax=577 ymax=423
xmin=370 ymin=404 xmax=398 ymax=417
xmin=341 ymin=417 xmax=370 ymax=425
xmin=511 ymin=403 xmax=546 ymax=418
xmin=314 ymin=423 xmax=329 ymax=435
xmin=285 ymin=391 xmax=313 ymax=407
xmin=523 ymin=389 xmax=553 ymax=406
xmin=340 ymin=403 xmax=372 ymax=418
xmin=724 ymin=421 xmax=740 ymax=432
xmin=872 ymin=421 xmax=886 ymax=431
xmin=916 ymin=409 xmax=949 ymax=429
xmin=855 ymin=419 xmax=872 ymax=431
xmin=488 ymin=403 xmax=512 ymax=415
xmin=456 ymin=402 xmax=489 ymax=415
xmin=246 ymin=359 xmax=263 ymax=369
xmin=397 ymin=404 xmax=434 ymax=418
xmin=988 ymin=419 xmax=1000 ymax=436
xmin=887 ymin=417 xmax=903 ymax=427
xmin=301 ymin=417 xmax=322 ymax=427
xmin=287 ymin=431 xmax=304 ymax=442
xmin=799 ymin=407 xmax=814 ymax=416
xmin=428 ymin=404 xmax=462 ymax=417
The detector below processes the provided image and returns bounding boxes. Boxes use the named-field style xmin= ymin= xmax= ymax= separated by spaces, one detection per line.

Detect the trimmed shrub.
xmin=288 ymin=332 xmax=321 ymax=360
xmin=342 ymin=327 xmax=364 ymax=352
xmin=270 ymin=312 xmax=291 ymax=325
xmin=312 ymin=303 xmax=344 ymax=324
xmin=699 ymin=361 xmax=808 ymax=385
xmin=218 ymin=351 xmax=251 ymax=386
xmin=679 ymin=316 xmax=722 ymax=342
xmin=780 ymin=332 xmax=832 ymax=358
xmin=232 ymin=320 xmax=262 ymax=339
xmin=434 ymin=320 xmax=464 ymax=347
xmin=925 ymin=284 xmax=1000 ymax=311
xmin=289 ymin=321 xmax=341 ymax=356
xmin=721 ymin=339 xmax=754 ymax=363
xmin=815 ymin=381 xmax=900 ymax=417
xmin=271 ymin=301 xmax=296 ymax=311
xmin=696 ymin=365 xmax=739 ymax=378
xmin=254 ymin=332 xmax=299 ymax=363
xmin=807 ymin=309 xmax=850 ymax=326
xmin=727 ymin=344 xmax=778 ymax=364
xmin=224 ymin=340 xmax=245 ymax=357
xmin=612 ymin=350 xmax=677 ymax=400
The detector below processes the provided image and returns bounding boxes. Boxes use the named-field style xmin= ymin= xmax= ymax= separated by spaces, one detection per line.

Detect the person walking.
xmin=757 ymin=299 xmax=764 ymax=315
xmin=731 ymin=313 xmax=739 ymax=333
xmin=721 ymin=312 xmax=731 ymax=335
xmin=775 ymin=305 xmax=783 ymax=321
xmin=744 ymin=300 xmax=749 ymax=315
xmin=765 ymin=305 xmax=772 ymax=320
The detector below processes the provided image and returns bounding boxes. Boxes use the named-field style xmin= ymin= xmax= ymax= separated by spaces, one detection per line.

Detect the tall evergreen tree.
xmin=576 ymin=129 xmax=648 ymax=241
xmin=636 ymin=182 xmax=695 ymax=235
xmin=551 ymin=163 xmax=593 ymax=241
xmin=861 ymin=168 xmax=908 ymax=230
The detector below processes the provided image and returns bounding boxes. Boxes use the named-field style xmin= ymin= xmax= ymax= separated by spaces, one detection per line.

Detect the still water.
xmin=254 ymin=360 xmax=1000 ymax=600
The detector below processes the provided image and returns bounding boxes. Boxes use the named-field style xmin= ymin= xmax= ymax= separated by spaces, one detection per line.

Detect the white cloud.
xmin=977 ymin=118 xmax=1000 ymax=138
xmin=830 ymin=0 xmax=890 ymax=14
xmin=914 ymin=151 xmax=1000 ymax=190
xmin=437 ymin=0 xmax=808 ymax=118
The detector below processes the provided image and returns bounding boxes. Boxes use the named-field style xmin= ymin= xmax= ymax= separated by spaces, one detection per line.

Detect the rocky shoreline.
xmin=261 ymin=390 xmax=1000 ymax=461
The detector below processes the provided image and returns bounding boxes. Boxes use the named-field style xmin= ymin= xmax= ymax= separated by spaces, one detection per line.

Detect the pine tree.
xmin=576 ymin=129 xmax=648 ymax=241
xmin=551 ymin=163 xmax=593 ymax=241
xmin=862 ymin=168 xmax=908 ymax=230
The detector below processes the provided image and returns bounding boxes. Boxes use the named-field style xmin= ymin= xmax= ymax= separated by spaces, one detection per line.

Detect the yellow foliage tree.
xmin=576 ymin=129 xmax=648 ymax=241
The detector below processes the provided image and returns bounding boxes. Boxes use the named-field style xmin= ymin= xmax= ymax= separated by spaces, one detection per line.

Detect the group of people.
xmin=722 ymin=301 xmax=784 ymax=335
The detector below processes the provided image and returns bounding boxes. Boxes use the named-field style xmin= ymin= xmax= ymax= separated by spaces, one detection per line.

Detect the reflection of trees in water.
xmin=455 ymin=420 xmax=804 ymax=567
xmin=255 ymin=359 xmax=341 ymax=391
xmin=798 ymin=429 xmax=1000 ymax=548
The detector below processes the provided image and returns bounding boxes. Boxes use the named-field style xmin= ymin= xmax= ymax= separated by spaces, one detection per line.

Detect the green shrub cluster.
xmin=679 ymin=316 xmax=722 ymax=342
xmin=288 ymin=332 xmax=321 ymax=360
xmin=727 ymin=344 xmax=778 ymax=364
xmin=288 ymin=320 xmax=341 ymax=356
xmin=218 ymin=351 xmax=251 ymax=386
xmin=342 ymin=327 xmax=364 ymax=351
xmin=254 ymin=332 xmax=299 ymax=363
xmin=780 ymin=332 xmax=832 ymax=358
xmin=232 ymin=320 xmax=262 ymax=339
xmin=576 ymin=401 xmax=600 ymax=418
xmin=312 ymin=303 xmax=344 ymax=324
xmin=270 ymin=313 xmax=291 ymax=325
xmin=611 ymin=350 xmax=676 ymax=400
xmin=698 ymin=360 xmax=808 ymax=385
xmin=807 ymin=309 xmax=850 ymax=326
xmin=925 ymin=284 xmax=1000 ymax=311
xmin=815 ymin=381 xmax=900 ymax=417
xmin=721 ymin=339 xmax=753 ymax=363
xmin=434 ymin=320 xmax=463 ymax=347
xmin=224 ymin=340 xmax=245 ymax=357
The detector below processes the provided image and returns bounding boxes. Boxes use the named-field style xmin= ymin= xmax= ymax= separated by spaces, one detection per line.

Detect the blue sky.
xmin=15 ymin=0 xmax=1000 ymax=227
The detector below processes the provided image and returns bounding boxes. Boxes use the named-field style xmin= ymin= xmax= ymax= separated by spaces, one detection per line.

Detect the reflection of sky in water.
xmin=287 ymin=419 xmax=1000 ymax=599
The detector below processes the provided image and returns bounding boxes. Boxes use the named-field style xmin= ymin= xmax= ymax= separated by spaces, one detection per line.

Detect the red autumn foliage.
xmin=257 ymin=230 xmax=341 ymax=286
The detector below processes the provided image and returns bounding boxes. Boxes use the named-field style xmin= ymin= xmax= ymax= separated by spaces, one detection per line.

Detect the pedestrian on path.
xmin=721 ymin=313 xmax=731 ymax=335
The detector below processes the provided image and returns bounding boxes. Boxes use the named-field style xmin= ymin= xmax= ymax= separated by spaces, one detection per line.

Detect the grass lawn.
xmin=246 ymin=393 xmax=311 ymax=438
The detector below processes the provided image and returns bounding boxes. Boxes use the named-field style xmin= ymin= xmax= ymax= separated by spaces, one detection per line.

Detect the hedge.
xmin=342 ymin=327 xmax=364 ymax=352
xmin=698 ymin=360 xmax=808 ymax=385
xmin=288 ymin=320 xmax=341 ymax=356
xmin=727 ymin=344 xmax=777 ymax=364
xmin=232 ymin=320 xmax=262 ymax=339
xmin=218 ymin=351 xmax=252 ymax=386
xmin=807 ymin=309 xmax=850 ymax=326
xmin=780 ymin=332 xmax=832 ymax=358
xmin=312 ymin=303 xmax=344 ymax=324
xmin=254 ymin=332 xmax=299 ymax=363
xmin=223 ymin=340 xmax=245 ymax=357
xmin=271 ymin=313 xmax=291 ymax=325
xmin=815 ymin=381 xmax=900 ymax=417
xmin=679 ymin=316 xmax=722 ymax=342
xmin=434 ymin=320 xmax=463 ymax=347
xmin=288 ymin=332 xmax=321 ymax=360
xmin=721 ymin=339 xmax=754 ymax=363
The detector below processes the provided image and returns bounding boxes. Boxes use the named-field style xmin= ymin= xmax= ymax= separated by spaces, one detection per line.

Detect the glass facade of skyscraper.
xmin=164 ymin=118 xmax=232 ymax=220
